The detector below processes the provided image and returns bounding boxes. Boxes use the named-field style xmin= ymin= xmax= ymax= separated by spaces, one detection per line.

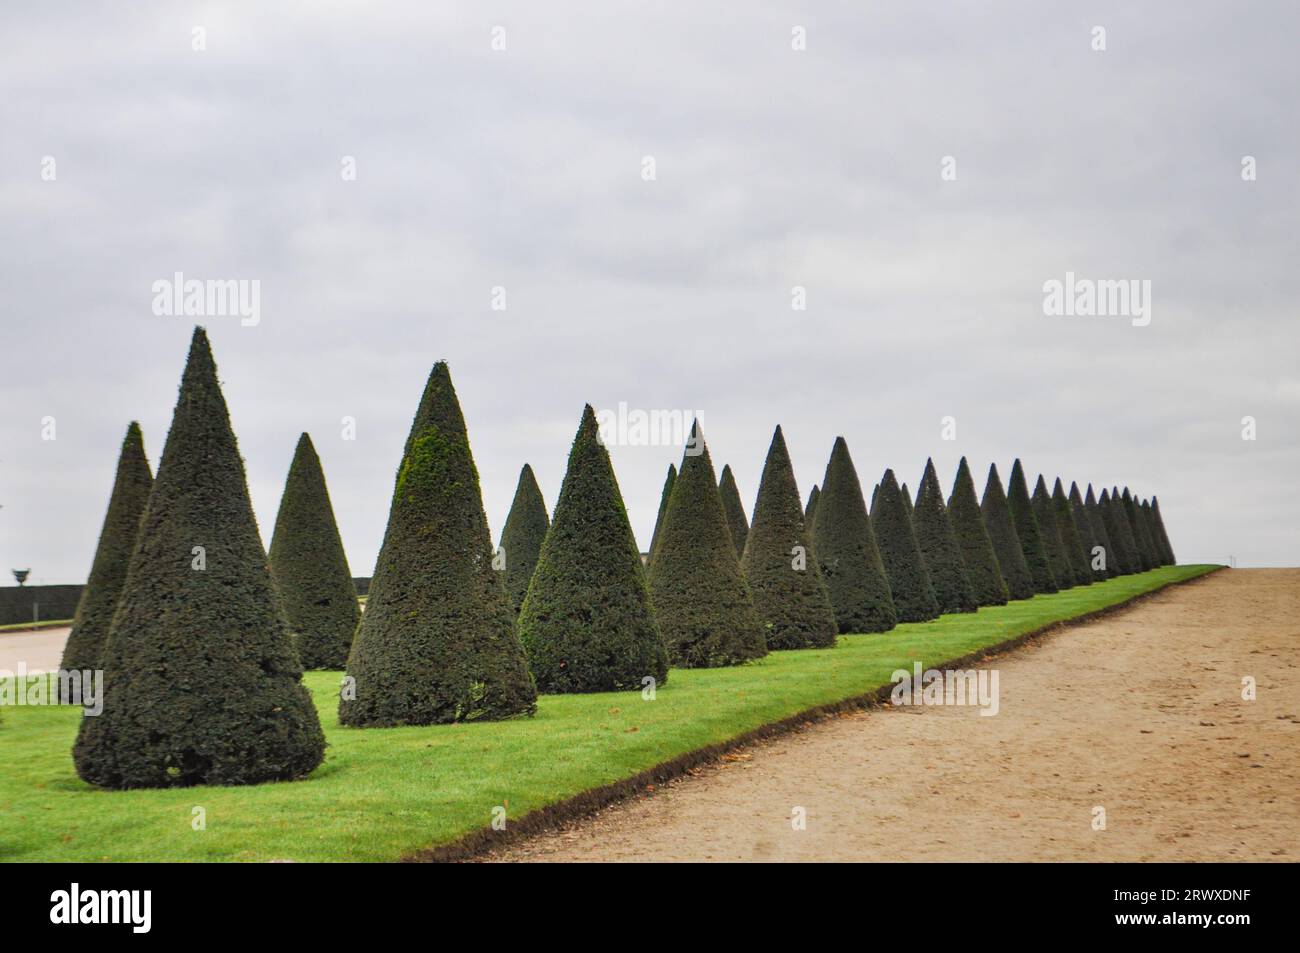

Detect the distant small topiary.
xmin=340 ymin=361 xmax=537 ymax=727
xmin=499 ymin=464 xmax=549 ymax=613
xmin=718 ymin=464 xmax=750 ymax=558
xmin=946 ymin=457 xmax=1008 ymax=606
xmin=648 ymin=423 xmax=766 ymax=667
xmin=873 ymin=469 xmax=940 ymax=622
xmin=1086 ymin=485 xmax=1123 ymax=576
xmin=912 ymin=459 xmax=976 ymax=613
xmin=740 ymin=427 xmax=837 ymax=650
xmin=1150 ymin=496 xmax=1177 ymax=565
xmin=1007 ymin=460 xmax=1058 ymax=594
xmin=1098 ymin=488 xmax=1138 ymax=575
xmin=1135 ymin=499 xmax=1165 ymax=567
xmin=810 ymin=438 xmax=897 ymax=633
xmin=1031 ymin=474 xmax=1076 ymax=590
xmin=268 ymin=433 xmax=361 ymax=670
xmin=518 ymin=406 xmax=668 ymax=693
xmin=1050 ymin=478 xmax=1090 ymax=585
xmin=60 ymin=422 xmax=153 ymax=673
xmin=647 ymin=464 xmax=676 ymax=557
xmin=1123 ymin=488 xmax=1159 ymax=570
xmin=73 ymin=328 xmax=324 ymax=788
xmin=1067 ymin=481 xmax=1107 ymax=581
xmin=981 ymin=464 xmax=1036 ymax=600
xmin=804 ymin=484 xmax=820 ymax=523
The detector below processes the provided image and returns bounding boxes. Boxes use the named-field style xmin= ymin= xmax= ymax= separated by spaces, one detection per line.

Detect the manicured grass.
xmin=0 ymin=619 xmax=72 ymax=634
xmin=0 ymin=565 xmax=1217 ymax=862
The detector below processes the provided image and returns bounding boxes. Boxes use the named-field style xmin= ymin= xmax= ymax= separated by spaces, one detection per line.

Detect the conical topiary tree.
xmin=947 ymin=457 xmax=1008 ymax=606
xmin=60 ymin=422 xmax=153 ymax=673
xmin=1067 ymin=481 xmax=1106 ymax=581
xmin=740 ymin=427 xmax=837 ymax=650
xmin=1060 ymin=483 xmax=1102 ymax=579
xmin=647 ymin=464 xmax=676 ymax=557
xmin=912 ymin=459 xmax=976 ymax=613
xmin=1135 ymin=499 xmax=1164 ymax=567
xmin=1007 ymin=460 xmax=1057 ymax=594
xmin=518 ymin=406 xmax=668 ymax=693
xmin=873 ymin=469 xmax=940 ymax=622
xmin=1031 ymin=474 xmax=1076 ymax=590
xmin=499 ymin=464 xmax=549 ymax=613
xmin=1123 ymin=488 xmax=1158 ymax=570
xmin=1150 ymin=496 xmax=1177 ymax=565
xmin=804 ymin=484 xmax=820 ymax=523
xmin=981 ymin=464 xmax=1036 ymax=600
xmin=810 ymin=438 xmax=897 ymax=633
xmin=1098 ymin=488 xmax=1138 ymax=575
xmin=268 ymin=433 xmax=361 ymax=670
xmin=718 ymin=464 xmax=749 ymax=558
xmin=73 ymin=328 xmax=325 ymax=788
xmin=648 ymin=423 xmax=766 ymax=667
xmin=1086 ymin=485 xmax=1123 ymax=576
xmin=901 ymin=483 xmax=915 ymax=524
xmin=340 ymin=362 xmax=537 ymax=726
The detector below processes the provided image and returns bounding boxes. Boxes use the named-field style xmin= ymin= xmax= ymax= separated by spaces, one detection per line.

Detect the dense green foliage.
xmin=499 ymin=464 xmax=549 ymax=613
xmin=1099 ymin=488 xmax=1139 ymax=575
xmin=804 ymin=484 xmax=820 ymax=523
xmin=1067 ymin=481 xmax=1107 ymax=581
xmin=912 ymin=459 xmax=976 ymax=613
xmin=1150 ymin=496 xmax=1177 ymax=565
xmin=268 ymin=433 xmax=360 ymax=670
xmin=980 ymin=464 xmax=1036 ymax=600
xmin=1085 ymin=485 xmax=1121 ymax=576
xmin=73 ymin=329 xmax=325 ymax=788
xmin=946 ymin=457 xmax=1008 ymax=606
xmin=717 ymin=464 xmax=750 ymax=557
xmin=809 ymin=438 xmax=897 ymax=633
xmin=872 ymin=469 xmax=939 ymax=622
xmin=1032 ymin=474 xmax=1076 ymax=590
xmin=647 ymin=423 xmax=766 ymax=667
xmin=1123 ymin=489 xmax=1159 ymax=570
xmin=341 ymin=362 xmax=537 ymax=726
xmin=739 ymin=427 xmax=837 ymax=649
xmin=60 ymin=422 xmax=153 ymax=673
xmin=647 ymin=464 xmax=676 ymax=557
xmin=1007 ymin=460 xmax=1058 ymax=594
xmin=518 ymin=407 xmax=668 ymax=692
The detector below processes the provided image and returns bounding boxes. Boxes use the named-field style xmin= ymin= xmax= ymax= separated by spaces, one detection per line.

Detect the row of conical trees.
xmin=62 ymin=326 xmax=1175 ymax=788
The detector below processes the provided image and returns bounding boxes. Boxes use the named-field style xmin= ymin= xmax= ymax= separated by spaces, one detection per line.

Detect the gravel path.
xmin=485 ymin=568 xmax=1299 ymax=862
xmin=0 ymin=626 xmax=69 ymax=674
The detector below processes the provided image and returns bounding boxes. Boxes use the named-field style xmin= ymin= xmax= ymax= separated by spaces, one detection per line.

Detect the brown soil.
xmin=484 ymin=568 xmax=1299 ymax=862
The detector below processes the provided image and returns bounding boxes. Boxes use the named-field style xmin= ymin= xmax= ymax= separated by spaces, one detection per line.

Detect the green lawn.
xmin=0 ymin=564 xmax=1217 ymax=862
xmin=0 ymin=619 xmax=72 ymax=634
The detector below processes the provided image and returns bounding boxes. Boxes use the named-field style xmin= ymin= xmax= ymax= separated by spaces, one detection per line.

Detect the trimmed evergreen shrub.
xmin=73 ymin=328 xmax=325 ymax=788
xmin=1007 ymin=460 xmax=1058 ymax=594
xmin=873 ymin=469 xmax=940 ymax=622
xmin=804 ymin=484 xmax=820 ymax=523
xmin=1067 ymin=481 xmax=1107 ymax=580
xmin=647 ymin=423 xmax=766 ymax=667
xmin=810 ymin=438 xmax=897 ymax=633
xmin=1098 ymin=488 xmax=1138 ymax=575
xmin=1150 ymin=496 xmax=1177 ymax=565
xmin=340 ymin=361 xmax=537 ymax=726
xmin=268 ymin=433 xmax=361 ymax=670
xmin=499 ymin=464 xmax=549 ymax=613
xmin=1114 ymin=486 xmax=1149 ymax=572
xmin=647 ymin=464 xmax=676 ymax=557
xmin=1123 ymin=488 xmax=1158 ymax=570
xmin=946 ymin=457 xmax=1008 ymax=606
xmin=718 ymin=464 xmax=749 ymax=557
xmin=60 ymin=422 xmax=153 ymax=673
xmin=1086 ymin=485 xmax=1123 ymax=576
xmin=740 ymin=427 xmax=837 ymax=650
xmin=1050 ymin=477 xmax=1091 ymax=586
xmin=1031 ymin=474 xmax=1075 ymax=590
xmin=1135 ymin=499 xmax=1164 ymax=567
xmin=518 ymin=406 xmax=668 ymax=693
xmin=981 ymin=463 xmax=1036 ymax=600
xmin=901 ymin=483 xmax=914 ymax=521
xmin=912 ymin=459 xmax=976 ymax=613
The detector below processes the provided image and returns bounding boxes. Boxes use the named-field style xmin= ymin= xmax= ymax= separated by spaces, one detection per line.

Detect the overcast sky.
xmin=2 ymin=2 xmax=1297 ymax=585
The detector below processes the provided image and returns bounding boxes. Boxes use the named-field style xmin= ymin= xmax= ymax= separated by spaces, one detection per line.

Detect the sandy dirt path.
xmin=0 ymin=627 xmax=70 ymax=674
xmin=486 ymin=569 xmax=1299 ymax=862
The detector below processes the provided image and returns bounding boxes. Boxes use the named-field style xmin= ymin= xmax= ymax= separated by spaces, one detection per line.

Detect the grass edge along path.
xmin=0 ymin=565 xmax=1218 ymax=863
